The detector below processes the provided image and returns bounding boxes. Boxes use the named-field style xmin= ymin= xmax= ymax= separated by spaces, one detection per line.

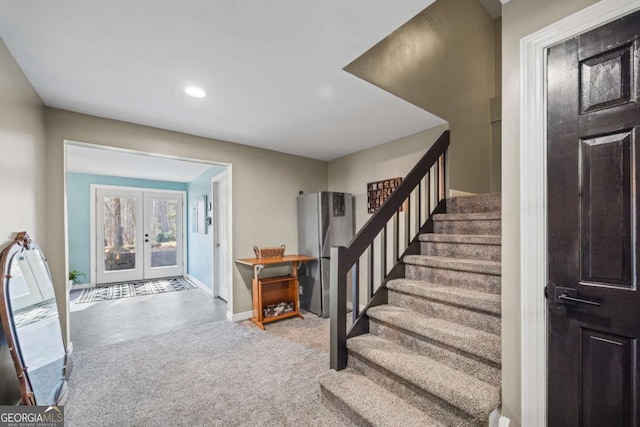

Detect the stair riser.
xmin=405 ymin=265 xmax=501 ymax=295
xmin=434 ymin=220 xmax=501 ymax=235
xmin=388 ymin=290 xmax=500 ymax=335
xmin=319 ymin=386 xmax=370 ymax=427
xmin=370 ymin=320 xmax=501 ymax=387
xmin=421 ymin=241 xmax=501 ymax=261
xmin=447 ymin=194 xmax=501 ymax=214
xmin=347 ymin=354 xmax=474 ymax=426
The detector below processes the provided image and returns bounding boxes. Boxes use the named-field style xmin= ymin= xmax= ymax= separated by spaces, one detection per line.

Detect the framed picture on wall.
xmin=191 ymin=202 xmax=199 ymax=233
xmin=197 ymin=195 xmax=208 ymax=234
xmin=367 ymin=177 xmax=402 ymax=213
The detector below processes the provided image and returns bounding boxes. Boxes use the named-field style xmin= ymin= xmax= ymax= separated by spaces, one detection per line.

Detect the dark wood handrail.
xmin=341 ymin=131 xmax=450 ymax=268
xmin=330 ymin=130 xmax=449 ymax=370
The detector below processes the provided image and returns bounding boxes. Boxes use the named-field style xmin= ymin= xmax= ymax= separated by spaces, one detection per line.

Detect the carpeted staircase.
xmin=319 ymin=193 xmax=501 ymax=426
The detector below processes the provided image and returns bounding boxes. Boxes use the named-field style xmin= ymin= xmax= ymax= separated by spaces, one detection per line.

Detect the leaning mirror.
xmin=0 ymin=232 xmax=70 ymax=405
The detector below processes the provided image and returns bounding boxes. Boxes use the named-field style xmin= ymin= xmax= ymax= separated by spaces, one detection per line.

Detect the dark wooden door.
xmin=547 ymin=10 xmax=640 ymax=427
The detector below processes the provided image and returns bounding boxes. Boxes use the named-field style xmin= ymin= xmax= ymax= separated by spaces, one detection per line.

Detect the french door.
xmin=10 ymin=249 xmax=56 ymax=311
xmin=95 ymin=188 xmax=184 ymax=284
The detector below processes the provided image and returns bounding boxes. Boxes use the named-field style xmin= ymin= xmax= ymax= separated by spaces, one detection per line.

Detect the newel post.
xmin=330 ymin=246 xmax=347 ymax=370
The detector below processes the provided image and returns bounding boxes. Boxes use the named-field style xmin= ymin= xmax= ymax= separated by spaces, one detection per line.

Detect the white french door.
xmin=143 ymin=192 xmax=183 ymax=280
xmin=95 ymin=188 xmax=184 ymax=284
xmin=10 ymin=250 xmax=56 ymax=311
xmin=96 ymin=188 xmax=143 ymax=284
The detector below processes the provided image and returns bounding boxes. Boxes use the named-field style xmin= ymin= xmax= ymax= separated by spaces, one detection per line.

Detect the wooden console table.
xmin=235 ymin=255 xmax=315 ymax=330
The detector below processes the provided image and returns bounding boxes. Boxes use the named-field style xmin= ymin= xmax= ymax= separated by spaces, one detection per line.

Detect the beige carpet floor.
xmin=65 ymin=313 xmax=349 ymax=426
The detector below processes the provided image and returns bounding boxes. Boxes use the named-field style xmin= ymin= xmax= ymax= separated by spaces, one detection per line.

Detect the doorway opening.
xmin=212 ymin=169 xmax=229 ymax=301
xmin=64 ymin=141 xmax=232 ymax=351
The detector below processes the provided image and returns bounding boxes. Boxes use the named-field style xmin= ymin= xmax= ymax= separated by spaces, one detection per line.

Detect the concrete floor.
xmin=69 ymin=287 xmax=227 ymax=352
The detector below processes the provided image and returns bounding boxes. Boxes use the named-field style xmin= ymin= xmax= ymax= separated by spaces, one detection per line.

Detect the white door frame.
xmin=519 ymin=0 xmax=640 ymax=425
xmin=90 ymin=184 xmax=187 ymax=285
xmin=211 ymin=176 xmax=219 ymax=297
xmin=211 ymin=169 xmax=232 ymax=305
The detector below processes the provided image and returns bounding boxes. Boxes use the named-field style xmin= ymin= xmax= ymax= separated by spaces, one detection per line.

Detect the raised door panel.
xmin=579 ymin=131 xmax=635 ymax=287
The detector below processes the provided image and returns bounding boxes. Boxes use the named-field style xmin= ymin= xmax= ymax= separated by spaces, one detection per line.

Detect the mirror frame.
xmin=0 ymin=232 xmax=69 ymax=405
xmin=0 ymin=232 xmax=36 ymax=404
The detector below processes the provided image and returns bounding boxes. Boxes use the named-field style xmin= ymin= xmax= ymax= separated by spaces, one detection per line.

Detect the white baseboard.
xmin=185 ymin=274 xmax=213 ymax=297
xmin=489 ymin=409 xmax=510 ymax=427
xmin=70 ymin=283 xmax=94 ymax=291
xmin=227 ymin=310 xmax=252 ymax=322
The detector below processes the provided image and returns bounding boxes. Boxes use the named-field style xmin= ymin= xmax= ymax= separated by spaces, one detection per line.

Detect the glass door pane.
xmin=103 ymin=196 xmax=137 ymax=272
xmin=8 ymin=254 xmax=45 ymax=311
xmin=149 ymin=198 xmax=178 ymax=268
xmin=96 ymin=189 xmax=143 ymax=284
xmin=144 ymin=192 xmax=183 ymax=279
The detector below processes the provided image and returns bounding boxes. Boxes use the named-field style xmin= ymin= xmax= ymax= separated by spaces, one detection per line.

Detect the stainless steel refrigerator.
xmin=297 ymin=191 xmax=354 ymax=317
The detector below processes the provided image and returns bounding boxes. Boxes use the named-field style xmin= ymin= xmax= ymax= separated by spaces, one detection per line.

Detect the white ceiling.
xmin=0 ymin=0 xmax=447 ymax=161
xmin=67 ymin=144 xmax=222 ymax=182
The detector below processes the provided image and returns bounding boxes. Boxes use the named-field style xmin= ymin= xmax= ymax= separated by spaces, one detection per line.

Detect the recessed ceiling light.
xmin=185 ymin=86 xmax=206 ymax=98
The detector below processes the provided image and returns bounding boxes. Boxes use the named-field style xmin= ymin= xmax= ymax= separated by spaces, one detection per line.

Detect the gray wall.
xmin=329 ymin=124 xmax=449 ymax=307
xmin=44 ymin=108 xmax=328 ymax=341
xmin=328 ymin=124 xmax=449 ymax=233
xmin=345 ymin=0 xmax=498 ymax=194
xmin=0 ymin=37 xmax=45 ymax=248
xmin=501 ymin=0 xmax=598 ymax=425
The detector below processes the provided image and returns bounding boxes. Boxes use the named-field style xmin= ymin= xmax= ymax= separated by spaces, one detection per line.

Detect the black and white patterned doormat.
xmin=75 ymin=277 xmax=197 ymax=304
xmin=13 ymin=299 xmax=59 ymax=328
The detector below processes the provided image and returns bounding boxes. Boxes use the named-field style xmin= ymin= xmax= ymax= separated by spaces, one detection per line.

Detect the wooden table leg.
xmin=250 ymin=318 xmax=265 ymax=330
xmin=250 ymin=265 xmax=266 ymax=330
xmin=292 ymin=261 xmax=304 ymax=319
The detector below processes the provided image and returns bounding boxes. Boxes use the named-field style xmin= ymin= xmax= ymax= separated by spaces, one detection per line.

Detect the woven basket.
xmin=253 ymin=244 xmax=285 ymax=259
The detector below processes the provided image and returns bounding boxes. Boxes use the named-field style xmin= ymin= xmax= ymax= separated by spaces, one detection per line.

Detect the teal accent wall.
xmin=186 ymin=166 xmax=227 ymax=290
xmin=66 ymin=173 xmax=187 ymax=283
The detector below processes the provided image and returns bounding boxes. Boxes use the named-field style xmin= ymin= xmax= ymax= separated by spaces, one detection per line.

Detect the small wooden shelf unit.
xmin=235 ymin=255 xmax=315 ymax=330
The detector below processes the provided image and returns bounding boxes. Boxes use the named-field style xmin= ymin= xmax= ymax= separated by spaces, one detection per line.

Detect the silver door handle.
xmin=558 ymin=293 xmax=600 ymax=306
xmin=555 ymin=286 xmax=601 ymax=307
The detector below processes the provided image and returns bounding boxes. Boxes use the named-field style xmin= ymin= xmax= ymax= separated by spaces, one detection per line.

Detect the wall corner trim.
xmin=227 ymin=310 xmax=252 ymax=322
xmin=186 ymin=274 xmax=213 ymax=296
xmin=519 ymin=0 xmax=640 ymax=426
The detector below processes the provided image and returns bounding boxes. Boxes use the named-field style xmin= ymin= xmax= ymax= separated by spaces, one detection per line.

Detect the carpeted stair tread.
xmin=447 ymin=193 xmax=501 ymax=214
xmin=420 ymin=234 xmax=501 ymax=262
xmin=420 ymin=233 xmax=501 ymax=245
xmin=386 ymin=279 xmax=500 ymax=315
xmin=347 ymin=335 xmax=500 ymax=420
xmin=404 ymin=255 xmax=501 ymax=276
xmin=432 ymin=212 xmax=500 ymax=221
xmin=318 ymin=194 xmax=503 ymax=423
xmin=367 ymin=305 xmax=500 ymax=364
xmin=318 ymin=369 xmax=446 ymax=427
